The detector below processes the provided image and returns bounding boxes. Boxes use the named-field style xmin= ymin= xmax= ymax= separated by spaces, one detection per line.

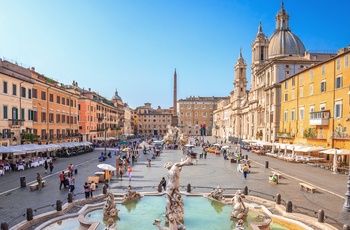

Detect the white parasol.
xmin=184 ymin=144 xmax=195 ymax=148
xmin=97 ymin=164 xmax=116 ymax=171
xmin=122 ymin=148 xmax=132 ymax=152
xmin=222 ymin=146 xmax=230 ymax=149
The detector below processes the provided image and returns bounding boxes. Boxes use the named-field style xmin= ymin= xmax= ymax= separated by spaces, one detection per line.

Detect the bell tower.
xmin=233 ymin=49 xmax=248 ymax=107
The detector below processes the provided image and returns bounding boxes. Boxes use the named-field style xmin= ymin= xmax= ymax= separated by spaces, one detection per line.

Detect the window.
xmin=21 ymin=108 xmax=25 ymax=120
xmin=309 ymin=106 xmax=314 ymax=119
xmin=284 ymin=93 xmax=288 ymax=101
xmin=300 ymin=74 xmax=303 ymax=84
xmin=187 ymin=105 xmax=191 ymax=109
xmin=335 ymin=103 xmax=342 ymax=118
xmin=62 ymin=115 xmax=66 ymax=123
xmin=335 ymin=75 xmax=342 ymax=89
xmin=300 ymin=87 xmax=303 ymax=97
xmin=320 ymin=103 xmax=326 ymax=111
xmin=309 ymin=84 xmax=313 ymax=95
xmin=41 ymin=112 xmax=46 ymax=122
xmin=284 ymin=81 xmax=288 ymax=89
xmin=28 ymin=109 xmax=34 ymax=121
xmin=12 ymin=107 xmax=18 ymax=119
xmin=291 ymin=77 xmax=295 ymax=86
xmin=292 ymin=90 xmax=295 ymax=100
xmin=312 ymin=55 xmax=317 ymax=61
xmin=32 ymin=88 xmax=37 ymax=98
xmin=291 ymin=110 xmax=295 ymax=121
xmin=310 ymin=70 xmax=313 ymax=80
xmin=3 ymin=81 xmax=8 ymax=93
xmin=336 ymin=58 xmax=341 ymax=70
xmin=284 ymin=111 xmax=288 ymax=122
xmin=194 ymin=104 xmax=197 ymax=109
xmin=299 ymin=107 xmax=304 ymax=120
xmin=320 ymin=81 xmax=326 ymax=92
xmin=202 ymin=104 xmax=206 ymax=109
xmin=345 ymin=55 xmax=349 ymax=68
xmin=28 ymin=89 xmax=32 ymax=99
xmin=57 ymin=96 xmax=60 ymax=104
xmin=49 ymin=113 xmax=54 ymax=123
xmin=12 ymin=84 xmax=17 ymax=96
xmin=21 ymin=87 xmax=26 ymax=97
xmin=49 ymin=93 xmax=54 ymax=102
xmin=321 ymin=64 xmax=325 ymax=75
xmin=62 ymin=98 xmax=65 ymax=105
xmin=41 ymin=91 xmax=46 ymax=100
xmin=3 ymin=106 xmax=8 ymax=119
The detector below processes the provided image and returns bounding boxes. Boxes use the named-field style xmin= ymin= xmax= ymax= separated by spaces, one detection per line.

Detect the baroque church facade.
xmin=213 ymin=3 xmax=335 ymax=143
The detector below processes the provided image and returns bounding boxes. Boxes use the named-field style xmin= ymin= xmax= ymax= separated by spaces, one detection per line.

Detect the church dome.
xmin=112 ymin=89 xmax=122 ymax=101
xmin=268 ymin=2 xmax=306 ymax=58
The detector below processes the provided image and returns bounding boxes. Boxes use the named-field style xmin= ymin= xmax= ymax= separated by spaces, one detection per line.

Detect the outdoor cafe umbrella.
xmin=320 ymin=149 xmax=350 ymax=172
xmin=97 ymin=164 xmax=116 ymax=171
xmin=122 ymin=148 xmax=132 ymax=152
xmin=222 ymin=146 xmax=230 ymax=149
xmin=184 ymin=144 xmax=195 ymax=148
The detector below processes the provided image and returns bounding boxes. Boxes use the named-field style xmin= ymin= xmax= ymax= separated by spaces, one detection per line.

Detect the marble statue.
xmin=207 ymin=185 xmax=224 ymax=201
xmin=233 ymin=219 xmax=245 ymax=230
xmin=231 ymin=190 xmax=249 ymax=219
xmin=162 ymin=125 xmax=187 ymax=146
xmin=104 ymin=218 xmax=117 ymax=230
xmin=153 ymin=218 xmax=186 ymax=230
xmin=103 ymin=191 xmax=119 ymax=221
xmin=124 ymin=185 xmax=141 ymax=201
xmin=164 ymin=156 xmax=192 ymax=230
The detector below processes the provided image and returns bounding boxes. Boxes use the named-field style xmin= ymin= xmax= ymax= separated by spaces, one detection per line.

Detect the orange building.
xmin=31 ymin=69 xmax=80 ymax=144
xmin=78 ymin=88 xmax=124 ymax=142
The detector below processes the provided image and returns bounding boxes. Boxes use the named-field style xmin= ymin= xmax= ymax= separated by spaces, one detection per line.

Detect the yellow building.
xmin=0 ymin=59 xmax=35 ymax=146
xmin=280 ymin=47 xmax=350 ymax=161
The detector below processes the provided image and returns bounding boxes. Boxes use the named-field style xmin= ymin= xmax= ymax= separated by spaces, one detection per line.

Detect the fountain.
xmin=11 ymin=153 xmax=338 ymax=230
xmin=103 ymin=191 xmax=119 ymax=221
xmin=206 ymin=185 xmax=225 ymax=203
xmin=163 ymin=156 xmax=192 ymax=229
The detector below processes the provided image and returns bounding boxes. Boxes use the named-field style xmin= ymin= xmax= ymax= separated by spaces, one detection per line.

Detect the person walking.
xmin=36 ymin=173 xmax=43 ymax=190
xmin=69 ymin=174 xmax=76 ymax=193
xmin=119 ymin=167 xmax=124 ymax=181
xmin=90 ymin=181 xmax=96 ymax=197
xmin=243 ymin=164 xmax=249 ymax=179
xmin=160 ymin=177 xmax=166 ymax=191
xmin=49 ymin=161 xmax=54 ymax=174
xmin=44 ymin=161 xmax=48 ymax=174
xmin=59 ymin=171 xmax=66 ymax=189
xmin=68 ymin=164 xmax=74 ymax=176
xmin=127 ymin=166 xmax=132 ymax=181
xmin=83 ymin=182 xmax=90 ymax=199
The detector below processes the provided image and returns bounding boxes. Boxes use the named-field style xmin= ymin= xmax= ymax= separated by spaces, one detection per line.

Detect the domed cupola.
xmin=112 ymin=88 xmax=122 ymax=101
xmin=268 ymin=2 xmax=306 ymax=58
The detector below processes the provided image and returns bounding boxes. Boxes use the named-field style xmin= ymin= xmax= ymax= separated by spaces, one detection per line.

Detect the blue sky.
xmin=0 ymin=0 xmax=349 ymax=109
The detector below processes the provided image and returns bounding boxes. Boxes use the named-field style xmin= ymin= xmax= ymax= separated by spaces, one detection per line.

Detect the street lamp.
xmin=343 ymin=167 xmax=350 ymax=212
xmin=104 ymin=115 xmax=107 ymax=155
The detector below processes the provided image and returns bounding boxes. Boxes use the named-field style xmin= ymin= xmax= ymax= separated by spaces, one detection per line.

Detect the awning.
xmin=297 ymin=146 xmax=325 ymax=153
xmin=320 ymin=149 xmax=350 ymax=155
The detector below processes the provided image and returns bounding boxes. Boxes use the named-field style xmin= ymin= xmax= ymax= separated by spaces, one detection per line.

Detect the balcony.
xmin=310 ymin=110 xmax=330 ymax=126
xmin=303 ymin=133 xmax=326 ymax=140
xmin=277 ymin=132 xmax=295 ymax=139
xmin=8 ymin=119 xmax=24 ymax=128
xmin=331 ymin=132 xmax=350 ymax=140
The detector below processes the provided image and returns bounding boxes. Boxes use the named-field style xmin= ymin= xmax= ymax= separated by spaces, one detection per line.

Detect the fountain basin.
xmin=36 ymin=194 xmax=318 ymax=230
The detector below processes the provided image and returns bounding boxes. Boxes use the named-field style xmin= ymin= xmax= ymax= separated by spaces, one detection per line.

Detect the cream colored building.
xmin=136 ymin=103 xmax=172 ymax=136
xmin=0 ymin=59 xmax=35 ymax=146
xmin=178 ymin=96 xmax=225 ymax=136
xmin=214 ymin=3 xmax=335 ymax=143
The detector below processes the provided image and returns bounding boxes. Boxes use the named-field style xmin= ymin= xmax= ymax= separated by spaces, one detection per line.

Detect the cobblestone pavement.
xmin=0 ymin=137 xmax=349 ymax=229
